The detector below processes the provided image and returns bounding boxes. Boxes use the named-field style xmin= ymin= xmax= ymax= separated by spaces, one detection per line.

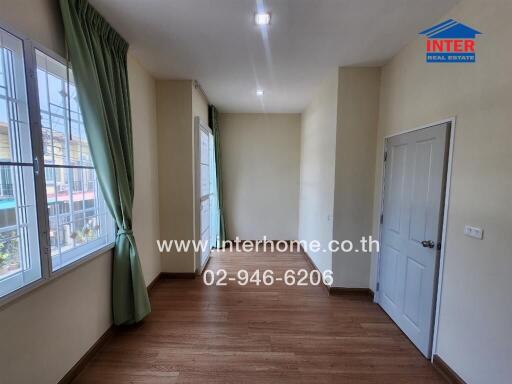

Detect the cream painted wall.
xmin=332 ymin=67 xmax=380 ymax=288
xmin=371 ymin=0 xmax=512 ymax=382
xmin=298 ymin=70 xmax=338 ymax=273
xmin=0 ymin=2 xmax=162 ymax=383
xmin=157 ymin=80 xmax=194 ymax=272
xmin=156 ymin=80 xmax=209 ymax=272
xmin=0 ymin=255 xmax=112 ymax=384
xmin=129 ymin=54 xmax=161 ymax=284
xmin=220 ymin=113 xmax=300 ymax=240
xmin=0 ymin=0 xmax=65 ymax=56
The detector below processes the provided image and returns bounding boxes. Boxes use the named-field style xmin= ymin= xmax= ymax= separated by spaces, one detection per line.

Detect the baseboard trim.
xmin=146 ymin=273 xmax=161 ymax=293
xmin=160 ymin=272 xmax=196 ymax=279
xmin=300 ymin=248 xmax=330 ymax=294
xmin=432 ymin=354 xmax=466 ymax=384
xmin=57 ymin=325 xmax=116 ymax=384
xmin=329 ymin=286 xmax=374 ymax=299
xmin=300 ymin=247 xmax=374 ymax=299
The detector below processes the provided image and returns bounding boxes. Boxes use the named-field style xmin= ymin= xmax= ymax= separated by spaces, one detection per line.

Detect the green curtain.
xmin=208 ymin=105 xmax=226 ymax=244
xmin=59 ymin=0 xmax=150 ymax=325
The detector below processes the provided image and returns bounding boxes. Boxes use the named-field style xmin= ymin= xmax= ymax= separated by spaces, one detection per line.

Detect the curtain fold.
xmin=59 ymin=0 xmax=150 ymax=325
xmin=208 ymin=105 xmax=226 ymax=244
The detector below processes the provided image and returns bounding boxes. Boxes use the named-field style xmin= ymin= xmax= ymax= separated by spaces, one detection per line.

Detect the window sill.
xmin=0 ymin=242 xmax=115 ymax=310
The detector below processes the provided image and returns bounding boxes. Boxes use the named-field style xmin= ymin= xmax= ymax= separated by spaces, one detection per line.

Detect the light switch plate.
xmin=464 ymin=225 xmax=484 ymax=240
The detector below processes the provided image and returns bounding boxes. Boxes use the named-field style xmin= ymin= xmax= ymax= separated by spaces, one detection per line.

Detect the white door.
xmin=199 ymin=125 xmax=212 ymax=268
xmin=378 ymin=122 xmax=450 ymax=357
xmin=195 ymin=117 xmax=220 ymax=273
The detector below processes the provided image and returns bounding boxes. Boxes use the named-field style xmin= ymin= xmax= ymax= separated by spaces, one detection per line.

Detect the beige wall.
xmin=220 ymin=113 xmax=301 ymax=240
xmin=371 ymin=0 xmax=512 ymax=382
xmin=0 ymin=0 xmax=65 ymax=56
xmin=156 ymin=80 xmax=194 ymax=272
xmin=298 ymin=70 xmax=338 ymax=273
xmin=332 ymin=67 xmax=380 ymax=288
xmin=0 ymin=2 xmax=162 ymax=383
xmin=129 ymin=54 xmax=161 ymax=284
xmin=157 ymin=80 xmax=208 ymax=272
xmin=0 ymin=255 xmax=112 ymax=384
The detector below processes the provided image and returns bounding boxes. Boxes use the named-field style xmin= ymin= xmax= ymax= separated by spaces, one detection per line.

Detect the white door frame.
xmin=193 ymin=116 xmax=213 ymax=275
xmin=374 ymin=117 xmax=456 ymax=360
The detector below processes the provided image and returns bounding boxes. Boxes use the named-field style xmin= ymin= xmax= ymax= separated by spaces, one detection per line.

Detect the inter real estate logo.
xmin=419 ymin=19 xmax=482 ymax=63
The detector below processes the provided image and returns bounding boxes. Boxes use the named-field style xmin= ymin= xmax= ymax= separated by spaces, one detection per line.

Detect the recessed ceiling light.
xmin=256 ymin=89 xmax=264 ymax=96
xmin=255 ymin=12 xmax=271 ymax=26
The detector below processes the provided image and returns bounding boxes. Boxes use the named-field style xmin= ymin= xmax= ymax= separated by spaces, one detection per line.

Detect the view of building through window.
xmin=35 ymin=50 xmax=114 ymax=271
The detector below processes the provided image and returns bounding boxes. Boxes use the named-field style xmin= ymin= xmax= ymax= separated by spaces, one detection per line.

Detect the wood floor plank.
xmin=72 ymin=248 xmax=446 ymax=383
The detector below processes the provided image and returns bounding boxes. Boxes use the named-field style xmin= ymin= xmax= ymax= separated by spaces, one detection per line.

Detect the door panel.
xmin=403 ymin=257 xmax=424 ymax=328
xmin=201 ymin=199 xmax=210 ymax=234
xmin=200 ymin=130 xmax=209 ymax=165
xmin=380 ymin=139 xmax=409 ymax=319
xmin=386 ymin=144 xmax=407 ymax=234
xmin=200 ymin=164 xmax=209 ymax=197
xmin=380 ymin=244 xmax=400 ymax=312
xmin=410 ymin=139 xmax=435 ymax=243
xmin=200 ymin=226 xmax=210 ymax=267
xmin=378 ymin=122 xmax=450 ymax=357
xmin=197 ymin=122 xmax=215 ymax=270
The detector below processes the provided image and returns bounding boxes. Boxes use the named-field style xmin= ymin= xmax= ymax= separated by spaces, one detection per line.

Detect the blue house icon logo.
xmin=419 ymin=19 xmax=482 ymax=63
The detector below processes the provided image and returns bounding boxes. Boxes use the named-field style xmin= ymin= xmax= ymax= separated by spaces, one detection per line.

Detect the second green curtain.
xmin=59 ymin=0 xmax=150 ymax=325
xmin=208 ymin=105 xmax=226 ymax=244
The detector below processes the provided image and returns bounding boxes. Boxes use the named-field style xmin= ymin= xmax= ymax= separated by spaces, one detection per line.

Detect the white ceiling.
xmin=90 ymin=0 xmax=458 ymax=113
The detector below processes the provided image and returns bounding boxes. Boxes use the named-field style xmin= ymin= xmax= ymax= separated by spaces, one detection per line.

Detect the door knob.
xmin=421 ymin=240 xmax=435 ymax=248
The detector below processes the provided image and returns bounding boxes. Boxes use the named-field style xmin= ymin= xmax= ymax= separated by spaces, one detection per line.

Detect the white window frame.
xmin=0 ymin=22 xmax=115 ymax=307
xmin=34 ymin=47 xmax=115 ymax=272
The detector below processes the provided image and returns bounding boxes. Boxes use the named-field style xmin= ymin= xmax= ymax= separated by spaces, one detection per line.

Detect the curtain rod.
xmin=193 ymin=80 xmax=209 ymax=104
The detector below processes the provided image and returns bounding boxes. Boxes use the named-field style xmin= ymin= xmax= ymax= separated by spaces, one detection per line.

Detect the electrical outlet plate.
xmin=464 ymin=225 xmax=484 ymax=240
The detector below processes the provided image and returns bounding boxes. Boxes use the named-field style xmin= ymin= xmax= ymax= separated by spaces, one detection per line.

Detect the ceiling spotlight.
xmin=255 ymin=12 xmax=271 ymax=26
xmin=256 ymin=89 xmax=264 ymax=96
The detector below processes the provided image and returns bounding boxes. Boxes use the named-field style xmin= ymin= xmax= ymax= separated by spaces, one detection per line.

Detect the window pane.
xmin=44 ymin=166 xmax=113 ymax=271
xmin=35 ymin=50 xmax=114 ymax=271
xmin=0 ymin=165 xmax=40 ymax=283
xmin=0 ymin=33 xmax=32 ymax=164
xmin=0 ymin=29 xmax=41 ymax=299
xmin=36 ymin=51 xmax=93 ymax=167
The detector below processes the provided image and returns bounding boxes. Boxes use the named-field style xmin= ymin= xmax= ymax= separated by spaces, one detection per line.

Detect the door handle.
xmin=421 ymin=240 xmax=435 ymax=248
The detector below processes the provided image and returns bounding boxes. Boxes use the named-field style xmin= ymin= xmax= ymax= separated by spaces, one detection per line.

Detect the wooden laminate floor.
xmin=73 ymin=248 xmax=446 ymax=384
